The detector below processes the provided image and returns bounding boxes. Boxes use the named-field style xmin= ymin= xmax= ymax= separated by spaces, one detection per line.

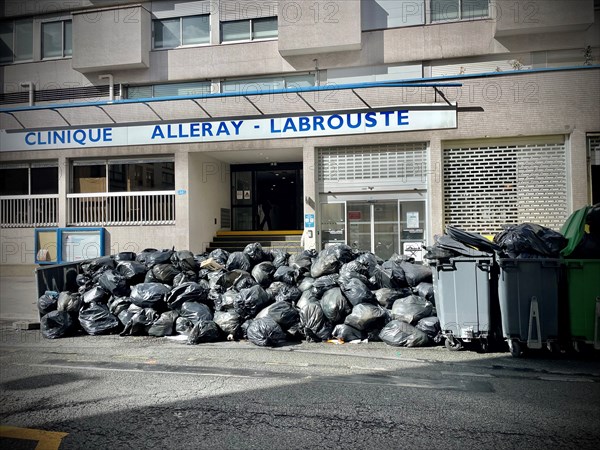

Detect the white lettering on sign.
xmin=0 ymin=107 xmax=457 ymax=152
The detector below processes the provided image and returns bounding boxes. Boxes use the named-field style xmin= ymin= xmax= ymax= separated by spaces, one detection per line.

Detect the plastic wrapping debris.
xmin=234 ymin=285 xmax=270 ymax=319
xmin=494 ymin=223 xmax=567 ymax=258
xmin=243 ymin=242 xmax=267 ymax=265
xmin=391 ymin=295 xmax=433 ymax=325
xmin=310 ymin=244 xmax=354 ymax=278
xmin=266 ymin=281 xmax=302 ymax=304
xmin=320 ymin=287 xmax=351 ymax=323
xmin=311 ymin=274 xmax=339 ymax=298
xmin=57 ymin=291 xmax=82 ymax=314
xmin=148 ymin=310 xmax=178 ymax=337
xmin=120 ymin=308 xmax=160 ymax=336
xmin=255 ymin=301 xmax=300 ymax=330
xmin=247 ymin=316 xmax=287 ymax=347
xmin=98 ymin=270 xmax=130 ymax=297
xmin=79 ymin=303 xmax=120 ymax=335
xmin=116 ymin=261 xmax=147 ymax=284
xmin=415 ymin=316 xmax=442 ymax=343
xmin=399 ymin=262 xmax=432 ymax=287
xmin=379 ymin=320 xmax=430 ymax=347
xmin=178 ymin=301 xmax=212 ymax=323
xmin=251 ymin=261 xmax=276 ymax=287
xmin=374 ymin=288 xmax=410 ymax=309
xmin=187 ymin=320 xmax=220 ymax=344
xmin=165 ymin=281 xmax=210 ymax=310
xmin=344 ymin=303 xmax=389 ymax=331
xmin=297 ymin=277 xmax=315 ymax=292
xmin=130 ymin=283 xmax=170 ymax=309
xmin=213 ymin=310 xmax=242 ymax=338
xmin=332 ymin=324 xmax=366 ymax=342
xmin=339 ymin=277 xmax=377 ymax=306
xmin=273 ymin=266 xmax=298 ymax=285
xmin=414 ymin=282 xmax=434 ymax=303
xmin=41 ymin=310 xmax=74 ymax=339
xmin=38 ymin=291 xmax=59 ymax=316
xmin=269 ymin=248 xmax=289 ymax=268
xmin=82 ymin=286 xmax=110 ymax=304
xmin=226 ymin=252 xmax=251 ymax=272
xmin=150 ymin=264 xmax=181 ymax=285
xmin=108 ymin=296 xmax=131 ymax=316
xmin=299 ymin=301 xmax=332 ymax=342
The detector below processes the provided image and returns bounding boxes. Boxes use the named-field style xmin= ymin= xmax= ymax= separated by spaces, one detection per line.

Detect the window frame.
xmin=126 ymin=81 xmax=212 ymax=100
xmin=152 ymin=14 xmax=211 ymax=50
xmin=430 ymin=0 xmax=490 ymax=23
xmin=41 ymin=19 xmax=72 ymax=60
xmin=220 ymin=16 xmax=278 ymax=44
xmin=0 ymin=163 xmax=59 ymax=196
xmin=0 ymin=18 xmax=34 ymax=65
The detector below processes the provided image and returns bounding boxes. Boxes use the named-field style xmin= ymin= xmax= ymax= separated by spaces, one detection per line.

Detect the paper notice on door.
xmin=236 ymin=190 xmax=243 ymax=200
xmin=406 ymin=211 xmax=419 ymax=229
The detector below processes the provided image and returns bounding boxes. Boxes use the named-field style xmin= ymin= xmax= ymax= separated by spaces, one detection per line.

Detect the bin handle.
xmin=476 ymin=261 xmax=491 ymax=272
xmin=439 ymin=262 xmax=456 ymax=271
xmin=499 ymin=259 xmax=518 ymax=269
xmin=566 ymin=261 xmax=584 ymax=269
xmin=541 ymin=260 xmax=561 ymax=268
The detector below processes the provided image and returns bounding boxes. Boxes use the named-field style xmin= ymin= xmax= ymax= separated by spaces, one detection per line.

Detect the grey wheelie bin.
xmin=497 ymin=258 xmax=561 ymax=357
xmin=432 ymin=256 xmax=500 ymax=352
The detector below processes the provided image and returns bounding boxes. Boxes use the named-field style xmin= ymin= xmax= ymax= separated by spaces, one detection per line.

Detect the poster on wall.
xmin=403 ymin=241 xmax=423 ymax=262
xmin=406 ymin=211 xmax=420 ymax=229
xmin=61 ymin=229 xmax=105 ymax=262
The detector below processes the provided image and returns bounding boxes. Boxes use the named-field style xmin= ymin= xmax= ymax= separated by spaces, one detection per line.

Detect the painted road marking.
xmin=0 ymin=426 xmax=68 ymax=450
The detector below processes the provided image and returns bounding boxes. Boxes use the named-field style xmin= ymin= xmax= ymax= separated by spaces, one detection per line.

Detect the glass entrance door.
xmin=347 ymin=201 xmax=398 ymax=260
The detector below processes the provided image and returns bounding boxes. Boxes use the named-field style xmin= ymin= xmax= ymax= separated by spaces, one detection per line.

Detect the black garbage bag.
xmin=399 ymin=262 xmax=432 ymax=287
xmin=569 ymin=232 xmax=600 ymax=259
xmin=243 ymin=242 xmax=267 ymax=265
xmin=494 ymin=223 xmax=566 ymax=258
xmin=82 ymin=286 xmax=110 ymax=304
xmin=426 ymin=235 xmax=491 ymax=260
xmin=151 ymin=264 xmax=181 ymax=285
xmin=226 ymin=252 xmax=251 ymax=272
xmin=187 ymin=320 xmax=220 ymax=344
xmin=76 ymin=274 xmax=91 ymax=288
xmin=310 ymin=244 xmax=354 ymax=278
xmin=414 ymin=282 xmax=434 ymax=303
xmin=165 ymin=281 xmax=210 ymax=310
xmin=148 ymin=310 xmax=179 ymax=337
xmin=145 ymin=249 xmax=175 ymax=268
xmin=374 ymin=288 xmax=411 ymax=309
xmin=338 ymin=260 xmax=371 ymax=286
xmin=213 ymin=289 xmax=238 ymax=311
xmin=114 ymin=251 xmax=136 ymax=262
xmin=214 ymin=310 xmax=242 ymax=338
xmin=171 ymin=250 xmax=198 ymax=272
xmin=84 ymin=256 xmax=115 ymax=275
xmin=415 ymin=316 xmax=442 ymax=343
xmin=116 ymin=261 xmax=147 ymax=284
xmin=41 ymin=310 xmax=74 ymax=339
xmin=587 ymin=204 xmax=600 ymax=234
xmin=209 ymin=248 xmax=230 ymax=266
xmin=311 ymin=274 xmax=339 ymax=298
xmin=57 ymin=291 xmax=82 ymax=315
xmin=332 ymin=324 xmax=366 ymax=342
xmin=273 ymin=266 xmax=299 ymax=285
xmin=378 ymin=260 xmax=408 ymax=288
xmin=269 ymin=248 xmax=289 ymax=268
xmin=130 ymin=283 xmax=170 ymax=309
xmin=289 ymin=251 xmax=314 ymax=274
xmin=120 ymin=308 xmax=160 ymax=336
xmin=320 ymin=287 xmax=351 ymax=324
xmin=296 ymin=290 xmax=319 ymax=310
xmin=135 ymin=248 xmax=158 ymax=265
xmin=355 ymin=252 xmax=382 ymax=276
xmin=144 ymin=269 xmax=159 ymax=283
xmin=299 ymin=302 xmax=332 ymax=342
xmin=266 ymin=281 xmax=301 ymax=303
xmin=234 ymin=285 xmax=270 ymax=319
xmin=79 ymin=303 xmax=120 ymax=335
xmin=240 ymin=319 xmax=253 ymax=339
xmin=175 ymin=317 xmax=195 ymax=336
xmin=256 ymin=302 xmax=300 ymax=331
xmin=108 ymin=296 xmax=131 ymax=316
xmin=178 ymin=301 xmax=213 ymax=323
xmin=344 ymin=303 xmax=389 ymax=331
xmin=173 ymin=270 xmax=199 ymax=285
xmin=339 ymin=277 xmax=377 ymax=306
xmin=447 ymin=226 xmax=500 ymax=254
xmin=38 ymin=291 xmax=59 ymax=316
xmin=97 ymin=270 xmax=130 ymax=297
xmin=379 ymin=320 xmax=430 ymax=347
xmin=247 ymin=316 xmax=287 ymax=347
xmin=252 ymin=261 xmax=276 ymax=288
xmin=391 ymin=295 xmax=433 ymax=325
xmin=298 ymin=277 xmax=315 ymax=292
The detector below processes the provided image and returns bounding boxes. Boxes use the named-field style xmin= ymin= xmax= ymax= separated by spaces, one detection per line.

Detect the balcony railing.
xmin=67 ymin=191 xmax=176 ymax=226
xmin=0 ymin=195 xmax=59 ymax=228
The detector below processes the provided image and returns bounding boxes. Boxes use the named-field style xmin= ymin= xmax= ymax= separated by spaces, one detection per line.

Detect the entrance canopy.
xmin=0 ymin=80 xmax=461 ymax=131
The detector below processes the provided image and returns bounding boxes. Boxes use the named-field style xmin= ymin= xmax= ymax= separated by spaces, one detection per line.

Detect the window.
xmin=127 ymin=81 xmax=211 ymax=99
xmin=362 ymin=0 xmax=425 ymax=30
xmin=42 ymin=20 xmax=72 ymax=59
xmin=153 ymin=15 xmax=210 ymax=49
xmin=221 ymin=73 xmax=315 ymax=94
xmin=0 ymin=165 xmax=58 ymax=195
xmin=0 ymin=19 xmax=33 ymax=63
xmin=221 ymin=17 xmax=277 ymax=42
xmin=431 ymin=0 xmax=489 ymax=22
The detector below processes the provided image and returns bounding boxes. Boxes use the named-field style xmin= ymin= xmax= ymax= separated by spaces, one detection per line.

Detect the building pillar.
xmin=302 ymin=143 xmax=317 ymax=250
xmin=174 ymin=150 xmax=191 ymax=250
xmin=428 ymin=138 xmax=444 ymax=241
xmin=569 ymin=130 xmax=590 ymax=211
xmin=57 ymin=155 xmax=68 ymax=228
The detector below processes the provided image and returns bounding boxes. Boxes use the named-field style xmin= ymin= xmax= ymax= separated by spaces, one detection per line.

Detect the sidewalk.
xmin=0 ymin=275 xmax=39 ymax=321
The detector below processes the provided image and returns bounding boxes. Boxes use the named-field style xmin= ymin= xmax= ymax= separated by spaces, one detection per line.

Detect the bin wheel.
xmin=546 ymin=340 xmax=559 ymax=353
xmin=479 ymin=338 xmax=489 ymax=353
xmin=445 ymin=337 xmax=463 ymax=351
xmin=508 ymin=339 xmax=522 ymax=358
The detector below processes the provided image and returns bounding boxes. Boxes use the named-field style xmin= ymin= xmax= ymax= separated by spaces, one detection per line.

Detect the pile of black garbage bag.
xmin=37 ymin=243 xmax=442 ymax=348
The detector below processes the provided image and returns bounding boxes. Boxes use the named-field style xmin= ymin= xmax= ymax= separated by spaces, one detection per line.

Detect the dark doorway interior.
xmin=231 ymin=163 xmax=303 ymax=231
xmin=592 ymin=165 xmax=599 ymax=205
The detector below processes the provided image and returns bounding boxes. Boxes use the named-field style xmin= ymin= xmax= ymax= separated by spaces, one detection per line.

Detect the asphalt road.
xmin=1 ymin=323 xmax=599 ymax=450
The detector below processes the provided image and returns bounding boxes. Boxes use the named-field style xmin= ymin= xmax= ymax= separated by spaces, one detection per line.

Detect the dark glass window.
xmin=0 ymin=168 xmax=28 ymax=195
xmin=109 ymin=162 xmax=175 ymax=192
xmin=31 ymin=167 xmax=59 ymax=194
xmin=72 ymin=165 xmax=107 ymax=193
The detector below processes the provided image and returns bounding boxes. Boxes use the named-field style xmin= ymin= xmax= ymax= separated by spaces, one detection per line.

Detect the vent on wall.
xmin=444 ymin=141 xmax=568 ymax=234
xmin=590 ymin=134 xmax=600 ymax=166
xmin=0 ymin=85 xmax=113 ymax=105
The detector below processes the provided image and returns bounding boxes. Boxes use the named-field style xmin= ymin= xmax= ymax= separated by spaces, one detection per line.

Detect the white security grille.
xmin=444 ymin=141 xmax=568 ymax=234
xmin=590 ymin=134 xmax=600 ymax=165
xmin=318 ymin=143 xmax=428 ymax=191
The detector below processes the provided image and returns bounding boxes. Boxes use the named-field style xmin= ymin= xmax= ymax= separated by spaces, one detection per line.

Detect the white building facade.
xmin=1 ymin=0 xmax=599 ymax=267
